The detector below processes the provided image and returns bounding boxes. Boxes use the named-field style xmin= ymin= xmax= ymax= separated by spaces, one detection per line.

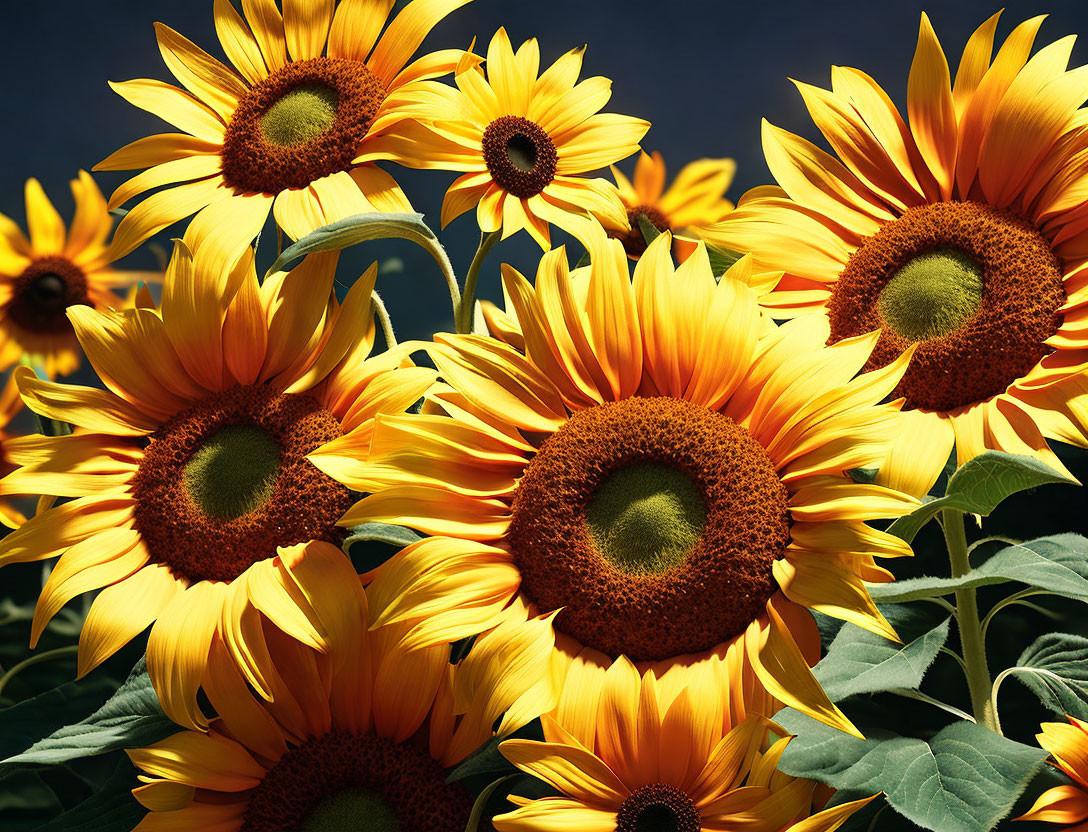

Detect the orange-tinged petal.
xmin=906 ymin=13 xmax=957 ymax=199
xmin=15 ymin=365 xmax=159 ymax=435
xmin=127 ymin=731 xmax=265 ymax=791
xmin=367 ymin=0 xmax=472 ymax=85
xmin=283 ymin=0 xmax=333 ymax=61
xmin=500 ymin=739 xmax=628 ymax=805
xmin=328 ymin=0 xmax=395 ymax=62
xmin=241 ymin=0 xmax=287 ymax=73
xmin=24 ymin=179 xmax=66 ymax=255
xmin=153 ymin=23 xmax=246 ymax=121
xmin=213 ymin=0 xmax=267 ymax=84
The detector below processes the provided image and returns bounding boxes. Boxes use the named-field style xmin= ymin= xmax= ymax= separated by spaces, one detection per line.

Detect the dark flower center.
xmin=8 ymin=257 xmax=91 ymax=334
xmin=481 ymin=115 xmax=558 ymax=199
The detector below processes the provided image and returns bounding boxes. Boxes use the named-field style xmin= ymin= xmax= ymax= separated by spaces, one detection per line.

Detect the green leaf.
xmin=0 ymin=672 xmax=121 ymax=761
xmin=814 ymin=605 xmax=950 ymax=701
xmin=34 ymin=414 xmax=72 ymax=437
xmin=573 ymin=249 xmax=591 ymax=270
xmin=266 ymin=212 xmax=450 ymax=279
xmin=637 ymin=214 xmax=661 ymax=247
xmin=1007 ymin=633 xmax=1088 ymax=720
xmin=868 ymin=534 xmax=1088 ymax=604
xmin=466 ymin=775 xmax=516 ymax=832
xmin=343 ymin=522 xmax=422 ymax=573
xmin=775 ymin=710 xmax=1049 ymax=832
xmin=707 ymin=244 xmax=743 ymax=277
xmin=2 ymin=658 xmax=176 ymax=767
xmin=33 ymin=759 xmax=145 ymax=832
xmin=449 ymin=635 xmax=477 ymax=665
xmin=887 ymin=452 xmax=1077 ymax=543
xmin=447 ymin=734 xmax=511 ymax=783
xmin=0 ymin=770 xmax=62 ymax=831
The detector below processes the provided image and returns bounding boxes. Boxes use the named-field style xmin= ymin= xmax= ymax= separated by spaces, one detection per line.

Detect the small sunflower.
xmin=326 ymin=226 xmax=918 ymax=736
xmin=360 ymin=27 xmax=650 ymax=249
xmin=495 ymin=657 xmax=875 ymax=832
xmin=98 ymin=0 xmax=473 ymax=277
xmin=704 ymin=12 xmax=1088 ymax=496
xmin=606 ymin=150 xmax=736 ymax=259
xmin=1018 ymin=716 xmax=1088 ymax=828
xmin=0 ymin=376 xmax=29 ymax=529
xmin=127 ymin=585 xmax=558 ymax=832
xmin=0 ymin=173 xmax=156 ymax=377
xmin=0 ymin=241 xmax=435 ymax=729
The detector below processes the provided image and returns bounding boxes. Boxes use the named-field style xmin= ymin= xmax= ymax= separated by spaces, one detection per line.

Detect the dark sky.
xmin=4 ymin=0 xmax=1088 ymax=341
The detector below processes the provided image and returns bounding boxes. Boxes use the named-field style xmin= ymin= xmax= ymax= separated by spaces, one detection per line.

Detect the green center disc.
xmin=301 ymin=788 xmax=400 ymax=832
xmin=261 ymin=85 xmax=339 ymax=147
xmin=587 ymin=462 xmax=705 ymax=574
xmin=183 ymin=425 xmax=281 ymax=520
xmin=878 ymin=247 xmax=984 ymax=341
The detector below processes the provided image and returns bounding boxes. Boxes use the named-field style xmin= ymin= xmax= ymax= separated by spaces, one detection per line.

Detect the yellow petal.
xmin=283 ymin=0 xmax=334 ymax=61
xmin=906 ymin=13 xmax=958 ymax=199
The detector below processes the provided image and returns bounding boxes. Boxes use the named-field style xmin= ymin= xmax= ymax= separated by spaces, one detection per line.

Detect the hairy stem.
xmin=457 ymin=230 xmax=502 ymax=334
xmin=942 ymin=508 xmax=1000 ymax=733
xmin=0 ymin=645 xmax=78 ymax=698
xmin=371 ymin=290 xmax=397 ymax=348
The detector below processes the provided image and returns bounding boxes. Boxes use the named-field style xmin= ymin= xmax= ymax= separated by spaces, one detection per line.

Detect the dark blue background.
xmin=5 ymin=0 xmax=1088 ymax=340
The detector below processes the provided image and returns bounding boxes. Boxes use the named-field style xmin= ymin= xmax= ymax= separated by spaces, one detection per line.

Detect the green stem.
xmin=457 ymin=230 xmax=501 ymax=334
xmin=942 ymin=508 xmax=1000 ymax=733
xmin=0 ymin=645 xmax=78 ymax=698
xmin=370 ymin=290 xmax=397 ymax=348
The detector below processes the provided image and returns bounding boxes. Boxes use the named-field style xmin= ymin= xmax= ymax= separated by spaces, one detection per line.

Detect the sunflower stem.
xmin=370 ymin=290 xmax=397 ymax=348
xmin=942 ymin=508 xmax=1000 ymax=734
xmin=0 ymin=645 xmax=78 ymax=698
xmin=457 ymin=230 xmax=502 ymax=334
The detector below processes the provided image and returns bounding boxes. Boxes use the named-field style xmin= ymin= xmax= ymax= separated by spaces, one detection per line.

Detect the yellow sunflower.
xmin=322 ymin=225 xmax=918 ymax=737
xmin=0 ymin=173 xmax=157 ymax=378
xmin=0 ymin=375 xmax=29 ymax=529
xmin=495 ymin=657 xmax=875 ymax=832
xmin=1019 ymin=717 xmax=1088 ymax=828
xmin=606 ymin=150 xmax=736 ymax=259
xmin=704 ymin=12 xmax=1088 ymax=496
xmin=127 ymin=583 xmax=558 ymax=832
xmin=97 ymin=0 xmax=473 ymax=277
xmin=0 ymin=240 xmax=435 ymax=730
xmin=359 ymin=27 xmax=650 ymax=249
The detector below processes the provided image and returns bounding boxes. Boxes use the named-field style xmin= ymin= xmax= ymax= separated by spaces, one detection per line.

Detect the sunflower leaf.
xmin=814 ymin=604 xmax=950 ymax=701
xmin=887 ymin=451 xmax=1076 ymax=543
xmin=774 ymin=709 xmax=1048 ymax=832
xmin=32 ymin=759 xmax=144 ymax=832
xmin=707 ymin=243 xmax=743 ymax=277
xmin=1 ymin=658 xmax=175 ymax=767
xmin=637 ymin=214 xmax=662 ymax=247
xmin=867 ymin=534 xmax=1088 ymax=604
xmin=343 ymin=522 xmax=422 ymax=573
xmin=1005 ymin=633 xmax=1088 ymax=720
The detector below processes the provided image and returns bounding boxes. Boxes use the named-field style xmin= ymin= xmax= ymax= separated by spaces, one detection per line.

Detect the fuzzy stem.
xmin=371 ymin=290 xmax=397 ymax=348
xmin=0 ymin=645 xmax=78 ymax=698
xmin=942 ymin=508 xmax=1000 ymax=733
xmin=457 ymin=230 xmax=502 ymax=334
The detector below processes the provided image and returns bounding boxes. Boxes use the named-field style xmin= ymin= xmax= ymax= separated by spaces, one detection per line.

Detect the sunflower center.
xmin=132 ymin=385 xmax=352 ymax=584
xmin=615 ymin=784 xmax=700 ymax=832
xmin=261 ymin=85 xmax=339 ymax=148
xmin=242 ymin=731 xmax=475 ymax=832
xmin=8 ymin=256 xmax=90 ymax=334
xmin=587 ymin=463 xmax=705 ymax=574
xmin=878 ymin=247 xmax=983 ymax=341
xmin=614 ymin=205 xmax=671 ymax=258
xmin=509 ymin=396 xmax=788 ymax=662
xmin=828 ymin=200 xmax=1065 ymax=413
xmin=222 ymin=57 xmax=387 ymax=195
xmin=300 ymin=788 xmax=398 ymax=832
xmin=481 ymin=115 xmax=558 ymax=198
xmin=183 ymin=425 xmax=281 ymax=520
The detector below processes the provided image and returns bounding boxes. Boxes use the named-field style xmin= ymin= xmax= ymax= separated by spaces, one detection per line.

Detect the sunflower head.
xmin=1018 ymin=716 xmax=1088 ymax=826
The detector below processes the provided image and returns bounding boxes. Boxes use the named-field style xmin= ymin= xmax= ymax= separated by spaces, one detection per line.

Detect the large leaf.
xmin=814 ymin=605 xmax=950 ymax=701
xmin=887 ymin=452 xmax=1076 ymax=543
xmin=266 ymin=212 xmax=453 ymax=281
xmin=1007 ymin=633 xmax=1088 ymax=720
xmin=868 ymin=534 xmax=1088 ymax=604
xmin=2 ymin=658 xmax=176 ymax=766
xmin=775 ymin=709 xmax=1048 ymax=832
xmin=33 ymin=759 xmax=144 ymax=832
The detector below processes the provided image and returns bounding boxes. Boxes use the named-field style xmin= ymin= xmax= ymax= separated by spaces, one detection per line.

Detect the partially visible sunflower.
xmin=0 ymin=375 xmax=29 ymax=529
xmin=98 ymin=0 xmax=474 ymax=278
xmin=0 ymin=241 xmax=435 ymax=729
xmin=1019 ymin=717 xmax=1088 ymax=828
xmin=360 ymin=27 xmax=650 ymax=249
xmin=326 ymin=225 xmax=918 ymax=737
xmin=127 ymin=584 xmax=558 ymax=832
xmin=705 ymin=12 xmax=1088 ymax=496
xmin=0 ymin=173 xmax=157 ymax=377
xmin=606 ymin=150 xmax=736 ymax=259
xmin=494 ymin=657 xmax=875 ymax=832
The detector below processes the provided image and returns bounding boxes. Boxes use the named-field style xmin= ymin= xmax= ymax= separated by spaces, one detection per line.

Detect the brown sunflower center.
xmin=221 ymin=57 xmax=387 ymax=195
xmin=8 ymin=256 xmax=90 ymax=334
xmin=615 ymin=784 xmax=700 ymax=832
xmin=509 ymin=396 xmax=788 ymax=662
xmin=613 ymin=205 xmax=671 ymax=258
xmin=827 ymin=200 xmax=1065 ymax=412
xmin=131 ymin=385 xmax=353 ymax=583
xmin=481 ymin=115 xmax=558 ymax=198
xmin=242 ymin=731 xmax=476 ymax=832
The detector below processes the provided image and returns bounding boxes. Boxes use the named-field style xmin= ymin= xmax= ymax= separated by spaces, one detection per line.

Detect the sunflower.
xmin=359 ymin=27 xmax=650 ymax=249
xmin=606 ymin=150 xmax=737 ymax=259
xmin=703 ymin=11 xmax=1088 ymax=496
xmin=1018 ymin=717 xmax=1088 ymax=828
xmin=0 ymin=173 xmax=157 ymax=378
xmin=0 ymin=240 xmax=435 ymax=730
xmin=0 ymin=375 xmax=29 ymax=529
xmin=127 ymin=582 xmax=558 ymax=832
xmin=97 ymin=0 xmax=473 ymax=278
xmin=494 ymin=657 xmax=875 ymax=832
xmin=324 ymin=226 xmax=918 ymax=736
